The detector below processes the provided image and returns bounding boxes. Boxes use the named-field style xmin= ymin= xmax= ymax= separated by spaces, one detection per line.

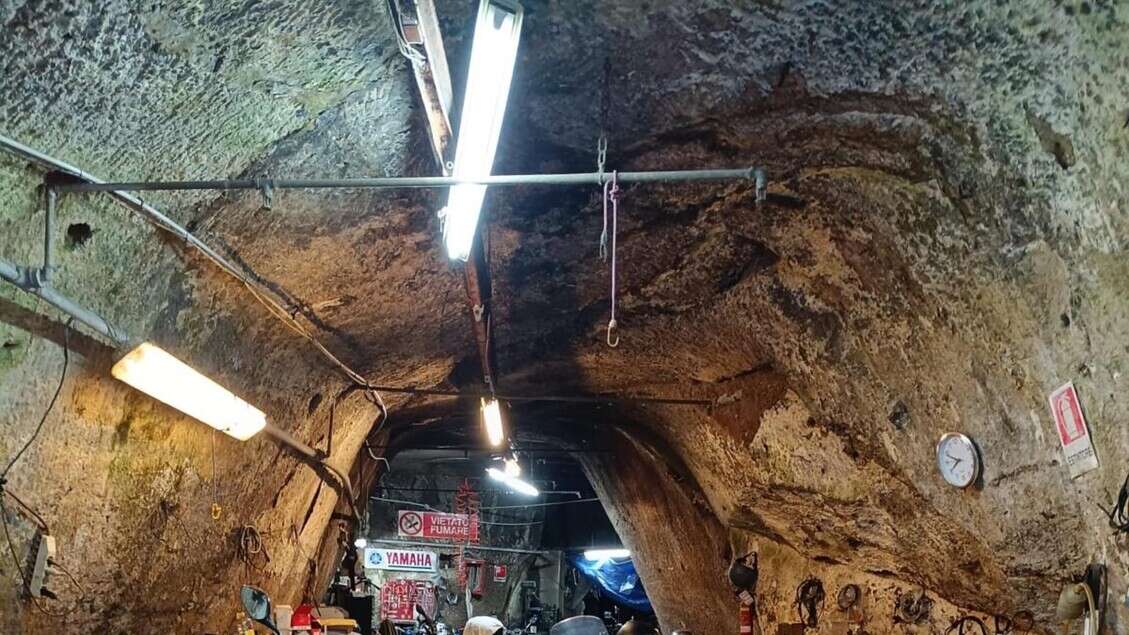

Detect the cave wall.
xmin=3 ymin=1 xmax=1129 ymax=634
xmin=0 ymin=2 xmax=440 ymax=632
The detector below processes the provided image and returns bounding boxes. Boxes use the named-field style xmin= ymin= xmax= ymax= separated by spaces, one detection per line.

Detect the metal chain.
xmin=595 ymin=56 xmax=611 ymax=184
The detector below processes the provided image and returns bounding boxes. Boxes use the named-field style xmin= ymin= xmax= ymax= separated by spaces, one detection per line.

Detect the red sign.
xmin=494 ymin=564 xmax=507 ymax=582
xmin=380 ymin=579 xmax=436 ymax=623
xmin=397 ymin=510 xmax=479 ymax=542
xmin=1049 ymin=381 xmax=1099 ymax=477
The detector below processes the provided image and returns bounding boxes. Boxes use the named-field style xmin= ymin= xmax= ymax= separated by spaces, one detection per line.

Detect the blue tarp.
xmin=567 ymin=553 xmax=653 ymax=614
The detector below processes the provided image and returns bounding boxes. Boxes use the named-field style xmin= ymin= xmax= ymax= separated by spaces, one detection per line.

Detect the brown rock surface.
xmin=2 ymin=1 xmax=1129 ymax=633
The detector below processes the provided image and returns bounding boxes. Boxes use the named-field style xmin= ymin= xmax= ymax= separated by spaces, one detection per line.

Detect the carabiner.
xmin=606 ymin=319 xmax=619 ymax=348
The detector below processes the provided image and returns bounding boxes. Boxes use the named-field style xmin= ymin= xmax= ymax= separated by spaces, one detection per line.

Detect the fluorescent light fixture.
xmin=354 ymin=537 xmax=368 ymax=549
xmin=503 ymin=456 xmax=520 ymax=477
xmin=481 ymin=398 xmax=505 ymax=447
xmin=583 ymin=549 xmax=630 ymax=561
xmin=441 ymin=0 xmax=524 ymax=260
xmin=486 ymin=466 xmax=539 ymax=497
xmin=111 ymin=342 xmax=267 ymax=441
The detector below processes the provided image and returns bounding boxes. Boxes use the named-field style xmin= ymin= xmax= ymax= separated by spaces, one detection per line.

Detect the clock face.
xmin=936 ymin=433 xmax=980 ymax=488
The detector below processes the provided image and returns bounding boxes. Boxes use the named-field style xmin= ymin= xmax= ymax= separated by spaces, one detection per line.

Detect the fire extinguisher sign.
xmin=1048 ymin=381 xmax=1099 ymax=478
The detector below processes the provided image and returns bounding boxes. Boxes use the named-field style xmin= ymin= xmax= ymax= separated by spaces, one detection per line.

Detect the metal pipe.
xmin=0 ymin=133 xmax=298 ymax=314
xmin=43 ymin=188 xmax=56 ymax=282
xmin=0 ymin=256 xmax=130 ymax=347
xmin=51 ymin=167 xmax=765 ymax=193
xmin=369 ymin=383 xmax=714 ymax=407
xmin=367 ymin=538 xmax=546 ymax=555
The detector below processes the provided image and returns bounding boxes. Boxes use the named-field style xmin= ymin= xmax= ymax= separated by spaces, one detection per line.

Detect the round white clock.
xmin=935 ymin=432 xmax=981 ymax=488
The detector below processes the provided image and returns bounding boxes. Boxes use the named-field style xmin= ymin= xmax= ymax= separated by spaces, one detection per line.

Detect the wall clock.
xmin=936 ymin=432 xmax=981 ymax=488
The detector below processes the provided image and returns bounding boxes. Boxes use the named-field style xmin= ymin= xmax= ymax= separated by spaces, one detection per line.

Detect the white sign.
xmin=364 ymin=548 xmax=439 ymax=572
xmin=1049 ymin=381 xmax=1099 ymax=478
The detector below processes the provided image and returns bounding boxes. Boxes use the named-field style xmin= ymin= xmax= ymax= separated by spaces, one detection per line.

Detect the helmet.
xmin=728 ymin=552 xmax=759 ymax=591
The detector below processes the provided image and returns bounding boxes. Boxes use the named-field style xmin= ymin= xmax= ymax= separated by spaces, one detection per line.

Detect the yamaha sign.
xmin=364 ymin=547 xmax=439 ymax=572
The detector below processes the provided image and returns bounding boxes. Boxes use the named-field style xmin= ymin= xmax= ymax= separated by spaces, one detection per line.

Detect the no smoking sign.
xmin=399 ymin=511 xmax=423 ymax=536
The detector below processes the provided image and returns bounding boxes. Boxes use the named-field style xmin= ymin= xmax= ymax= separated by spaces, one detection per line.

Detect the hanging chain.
xmin=596 ymin=57 xmax=611 ymax=186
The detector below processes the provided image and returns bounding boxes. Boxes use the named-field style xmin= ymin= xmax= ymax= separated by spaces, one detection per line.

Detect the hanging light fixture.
xmin=583 ymin=549 xmax=631 ymax=561
xmin=111 ymin=342 xmax=267 ymax=441
xmin=441 ymin=0 xmax=524 ymax=260
xmin=486 ymin=455 xmax=538 ymax=496
xmin=481 ymin=398 xmax=505 ymax=446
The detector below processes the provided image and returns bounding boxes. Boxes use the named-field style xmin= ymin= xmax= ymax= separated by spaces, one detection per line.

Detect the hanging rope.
xmin=601 ymin=171 xmax=620 ymax=347
xmin=595 ymin=56 xmax=620 ymax=348
xmin=210 ymin=428 xmax=222 ymax=520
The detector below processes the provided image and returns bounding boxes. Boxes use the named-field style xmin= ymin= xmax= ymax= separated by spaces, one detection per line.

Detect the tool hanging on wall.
xmin=893 ymin=588 xmax=933 ymax=625
xmin=794 ymin=577 xmax=825 ymax=629
xmin=946 ymin=616 xmax=989 ymax=635
xmin=835 ymin=583 xmax=866 ymax=629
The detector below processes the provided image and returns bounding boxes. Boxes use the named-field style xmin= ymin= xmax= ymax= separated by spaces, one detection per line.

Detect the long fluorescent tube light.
xmin=442 ymin=0 xmax=524 ymax=260
xmin=486 ymin=467 xmax=539 ymax=497
xmin=111 ymin=342 xmax=267 ymax=441
xmin=481 ymin=398 xmax=505 ymax=446
xmin=583 ymin=549 xmax=630 ymax=561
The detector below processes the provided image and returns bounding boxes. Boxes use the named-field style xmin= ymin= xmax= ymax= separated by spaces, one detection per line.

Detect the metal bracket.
xmin=257 ymin=179 xmax=274 ymax=211
xmin=753 ymin=168 xmax=767 ymax=204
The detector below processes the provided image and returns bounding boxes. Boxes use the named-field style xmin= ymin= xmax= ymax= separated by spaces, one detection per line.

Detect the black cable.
xmin=1 ymin=320 xmax=70 ymax=479
xmin=0 ymin=497 xmax=64 ymax=616
xmin=794 ymin=577 xmax=825 ymax=628
xmin=0 ymin=322 xmax=69 ymax=615
xmin=1107 ymin=472 xmax=1129 ymax=533
xmin=947 ymin=616 xmax=988 ymax=635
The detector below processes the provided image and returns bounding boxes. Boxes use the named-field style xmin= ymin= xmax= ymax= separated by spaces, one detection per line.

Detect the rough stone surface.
xmin=2 ymin=1 xmax=1129 ymax=634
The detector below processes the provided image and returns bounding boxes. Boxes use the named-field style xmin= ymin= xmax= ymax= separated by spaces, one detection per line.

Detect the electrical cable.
xmin=1106 ymin=472 xmax=1129 ymax=533
xmin=47 ymin=558 xmax=86 ymax=599
xmin=0 ymin=498 xmax=65 ymax=616
xmin=2 ymin=489 xmax=49 ymax=532
xmin=479 ymin=497 xmax=601 ymax=511
xmin=1 ymin=319 xmax=70 ymax=480
xmin=0 ymin=322 xmax=70 ymax=616
xmin=384 ymin=0 xmax=426 ymax=66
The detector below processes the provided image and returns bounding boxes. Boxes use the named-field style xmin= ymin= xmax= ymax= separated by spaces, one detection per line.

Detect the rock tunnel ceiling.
xmin=2 ymin=0 xmax=1129 ymax=633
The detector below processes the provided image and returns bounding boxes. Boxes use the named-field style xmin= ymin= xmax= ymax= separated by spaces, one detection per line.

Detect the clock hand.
xmin=946 ymin=453 xmax=963 ymax=466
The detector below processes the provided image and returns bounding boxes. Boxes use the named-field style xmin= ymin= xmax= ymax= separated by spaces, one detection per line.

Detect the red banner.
xmin=398 ymin=510 xmax=479 ymax=543
xmin=380 ymin=579 xmax=436 ymax=623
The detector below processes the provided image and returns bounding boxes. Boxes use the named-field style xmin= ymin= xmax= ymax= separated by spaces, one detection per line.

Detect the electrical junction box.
xmin=26 ymin=532 xmax=55 ymax=598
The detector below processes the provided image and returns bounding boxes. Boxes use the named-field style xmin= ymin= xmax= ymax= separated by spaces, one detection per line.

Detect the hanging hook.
xmin=606 ymin=319 xmax=619 ymax=348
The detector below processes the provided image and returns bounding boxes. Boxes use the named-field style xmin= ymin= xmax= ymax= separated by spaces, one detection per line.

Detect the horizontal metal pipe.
xmin=0 ymin=256 xmax=131 ymax=347
xmin=370 ymin=384 xmax=713 ymax=406
xmin=367 ymin=538 xmax=546 ymax=555
xmin=0 ymin=133 xmax=295 ymax=313
xmin=52 ymin=167 xmax=764 ymax=193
